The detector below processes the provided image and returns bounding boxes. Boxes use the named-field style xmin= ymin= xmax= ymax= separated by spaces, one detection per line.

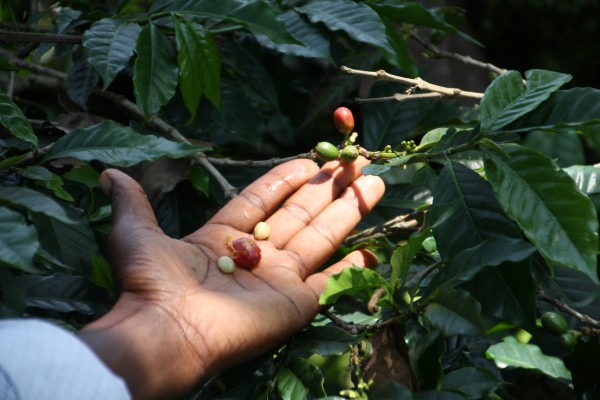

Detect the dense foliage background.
xmin=1 ymin=0 xmax=600 ymax=399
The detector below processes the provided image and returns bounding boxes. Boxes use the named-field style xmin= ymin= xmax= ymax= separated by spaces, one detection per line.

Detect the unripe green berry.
xmin=340 ymin=145 xmax=359 ymax=163
xmin=541 ymin=311 xmax=568 ymax=335
xmin=315 ymin=142 xmax=339 ymax=161
xmin=217 ymin=255 xmax=236 ymax=273
xmin=558 ymin=332 xmax=577 ymax=350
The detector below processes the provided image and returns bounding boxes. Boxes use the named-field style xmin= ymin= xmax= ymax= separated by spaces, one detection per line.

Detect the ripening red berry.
xmin=230 ymin=237 xmax=261 ymax=268
xmin=333 ymin=107 xmax=354 ymax=134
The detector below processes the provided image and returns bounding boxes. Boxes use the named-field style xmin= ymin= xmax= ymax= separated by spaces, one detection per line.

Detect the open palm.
xmin=80 ymin=158 xmax=384 ymax=399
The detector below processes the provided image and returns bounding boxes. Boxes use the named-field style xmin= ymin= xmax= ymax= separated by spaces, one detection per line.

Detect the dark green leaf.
xmin=541 ymin=265 xmax=600 ymax=311
xmin=414 ymin=391 xmax=468 ymax=400
xmin=16 ymin=273 xmax=110 ymax=315
xmin=524 ymin=131 xmax=584 ymax=167
xmin=276 ymin=368 xmax=308 ymax=400
xmin=175 ymin=17 xmax=221 ymax=119
xmin=67 ymin=56 xmax=99 ymax=110
xmin=298 ymin=0 xmax=393 ymax=54
xmin=0 ymin=187 xmax=76 ymax=224
xmin=166 ymin=0 xmax=297 ymax=44
xmin=369 ymin=2 xmax=461 ymax=32
xmin=480 ymin=70 xmax=571 ymax=133
xmin=257 ymin=11 xmax=333 ymax=62
xmin=0 ymin=208 xmax=39 ymax=273
xmin=442 ymin=367 xmax=503 ymax=398
xmin=133 ymin=23 xmax=179 ymax=117
xmin=486 ymin=336 xmax=571 ymax=380
xmin=0 ymin=88 xmax=37 ymax=147
xmin=319 ymin=267 xmax=389 ymax=305
xmin=425 ymin=289 xmax=484 ymax=336
xmin=287 ymin=358 xmax=326 ymax=398
xmin=484 ymin=145 xmax=599 ymax=283
xmin=294 ymin=325 xmax=361 ymax=356
xmin=409 ymin=328 xmax=445 ymax=390
xmin=431 ymin=162 xmax=525 ymax=286
xmin=16 ymin=166 xmax=74 ymax=202
xmin=91 ymin=255 xmax=114 ymax=293
xmin=370 ymin=381 xmax=413 ymax=400
xmin=380 ymin=15 xmax=417 ymax=76
xmin=505 ymin=87 xmax=600 ymax=133
xmin=465 ymin=260 xmax=537 ymax=333
xmin=390 ymin=229 xmax=431 ymax=288
xmin=44 ymin=120 xmax=208 ymax=167
xmin=82 ymin=18 xmax=141 ymax=90
xmin=362 ymin=154 xmax=415 ymax=176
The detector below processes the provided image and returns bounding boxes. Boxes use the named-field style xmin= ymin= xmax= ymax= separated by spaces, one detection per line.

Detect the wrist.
xmin=78 ymin=298 xmax=206 ymax=399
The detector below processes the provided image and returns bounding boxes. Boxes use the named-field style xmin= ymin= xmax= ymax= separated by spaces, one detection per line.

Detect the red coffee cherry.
xmin=230 ymin=237 xmax=261 ymax=268
xmin=333 ymin=107 xmax=354 ymax=135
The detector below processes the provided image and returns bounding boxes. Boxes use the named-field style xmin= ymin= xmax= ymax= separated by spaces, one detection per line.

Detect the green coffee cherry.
xmin=558 ymin=332 xmax=577 ymax=350
xmin=340 ymin=145 xmax=359 ymax=163
xmin=315 ymin=142 xmax=339 ymax=161
xmin=541 ymin=311 xmax=568 ymax=335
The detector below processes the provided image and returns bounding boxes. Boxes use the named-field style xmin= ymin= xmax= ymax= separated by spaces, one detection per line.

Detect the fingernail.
xmin=98 ymin=171 xmax=113 ymax=195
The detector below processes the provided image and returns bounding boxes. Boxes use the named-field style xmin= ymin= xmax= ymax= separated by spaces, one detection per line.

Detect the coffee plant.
xmin=1 ymin=1 xmax=600 ymax=399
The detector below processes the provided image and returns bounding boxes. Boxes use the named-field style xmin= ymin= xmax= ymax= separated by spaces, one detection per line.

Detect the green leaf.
xmin=0 ymin=187 xmax=76 ymax=224
xmin=362 ymin=154 xmax=416 ymax=176
xmin=466 ymin=260 xmax=538 ymax=333
xmin=0 ymin=208 xmax=39 ymax=273
xmin=524 ymin=131 xmax=584 ymax=168
xmin=166 ymin=0 xmax=297 ymax=44
xmin=214 ymin=80 xmax=265 ymax=145
xmin=276 ymin=368 xmax=309 ymax=400
xmin=506 ymin=88 xmax=600 ymax=133
xmin=425 ymin=289 xmax=484 ymax=336
xmin=258 ymin=11 xmax=333 ymax=62
xmin=380 ymin=15 xmax=417 ymax=76
xmin=67 ymin=56 xmax=100 ymax=110
xmin=484 ymin=145 xmax=599 ymax=283
xmin=319 ymin=267 xmax=389 ymax=305
xmin=480 ymin=69 xmax=571 ymax=133
xmin=486 ymin=336 xmax=571 ymax=381
xmin=294 ymin=325 xmax=361 ymax=356
xmin=44 ymin=120 xmax=208 ymax=167
xmin=409 ymin=328 xmax=445 ymax=390
xmin=368 ymin=2 xmax=462 ymax=32
xmin=175 ymin=17 xmax=221 ymax=119
xmin=431 ymin=162 xmax=525 ymax=283
xmin=91 ymin=255 xmax=114 ymax=293
xmin=390 ymin=229 xmax=431 ymax=288
xmin=564 ymin=164 xmax=600 ymax=211
xmin=0 ymin=88 xmax=37 ymax=147
xmin=82 ymin=18 xmax=141 ymax=90
xmin=442 ymin=367 xmax=503 ymax=398
xmin=16 ymin=166 xmax=74 ymax=202
xmin=287 ymin=358 xmax=326 ymax=398
xmin=297 ymin=0 xmax=393 ymax=54
xmin=16 ymin=273 xmax=110 ymax=315
xmin=370 ymin=382 xmax=413 ymax=400
xmin=133 ymin=23 xmax=179 ymax=117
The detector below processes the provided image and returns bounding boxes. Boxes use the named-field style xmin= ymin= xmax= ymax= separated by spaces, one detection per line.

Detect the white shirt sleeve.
xmin=0 ymin=318 xmax=130 ymax=400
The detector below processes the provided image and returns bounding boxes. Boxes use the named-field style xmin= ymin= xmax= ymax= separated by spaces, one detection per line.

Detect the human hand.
xmin=78 ymin=158 xmax=385 ymax=399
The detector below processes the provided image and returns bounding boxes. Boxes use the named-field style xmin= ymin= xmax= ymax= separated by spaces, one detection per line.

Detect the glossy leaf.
xmin=466 ymin=260 xmax=538 ymax=333
xmin=165 ymin=0 xmax=297 ymax=44
xmin=0 ymin=89 xmax=37 ymax=147
xmin=0 ymin=187 xmax=76 ymax=224
xmin=67 ymin=56 xmax=100 ymax=110
xmin=486 ymin=336 xmax=571 ymax=381
xmin=287 ymin=358 xmax=326 ymax=398
xmin=319 ymin=267 xmax=389 ymax=305
xmin=257 ymin=11 xmax=333 ymax=62
xmin=480 ymin=69 xmax=571 ymax=133
xmin=277 ymin=368 xmax=308 ymax=400
xmin=390 ymin=229 xmax=431 ymax=288
xmin=484 ymin=145 xmax=599 ymax=283
xmin=0 ymin=208 xmax=39 ymax=273
xmin=431 ymin=162 xmax=525 ymax=285
xmin=424 ymin=289 xmax=484 ymax=336
xmin=297 ymin=0 xmax=393 ymax=54
xmin=175 ymin=17 xmax=221 ymax=119
xmin=564 ymin=164 xmax=600 ymax=211
xmin=294 ymin=325 xmax=361 ymax=356
xmin=133 ymin=23 xmax=179 ymax=117
xmin=44 ymin=120 xmax=208 ymax=167
xmin=442 ymin=367 xmax=503 ymax=398
xmin=82 ymin=18 xmax=141 ymax=90
xmin=524 ymin=131 xmax=584 ymax=167
xmin=505 ymin=87 xmax=600 ymax=133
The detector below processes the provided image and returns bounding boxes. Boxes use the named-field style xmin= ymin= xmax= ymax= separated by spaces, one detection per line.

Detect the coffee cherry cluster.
xmin=314 ymin=107 xmax=360 ymax=164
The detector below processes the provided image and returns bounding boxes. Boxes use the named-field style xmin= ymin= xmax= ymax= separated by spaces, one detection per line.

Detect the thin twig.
xmin=539 ymin=291 xmax=600 ymax=329
xmin=355 ymin=92 xmax=443 ymax=104
xmin=207 ymin=153 xmax=315 ymax=167
xmin=410 ymin=32 xmax=508 ymax=77
xmin=320 ymin=309 xmax=395 ymax=335
xmin=0 ymin=31 xmax=81 ymax=44
xmin=344 ymin=212 xmax=421 ymax=246
xmin=341 ymin=66 xmax=484 ymax=99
